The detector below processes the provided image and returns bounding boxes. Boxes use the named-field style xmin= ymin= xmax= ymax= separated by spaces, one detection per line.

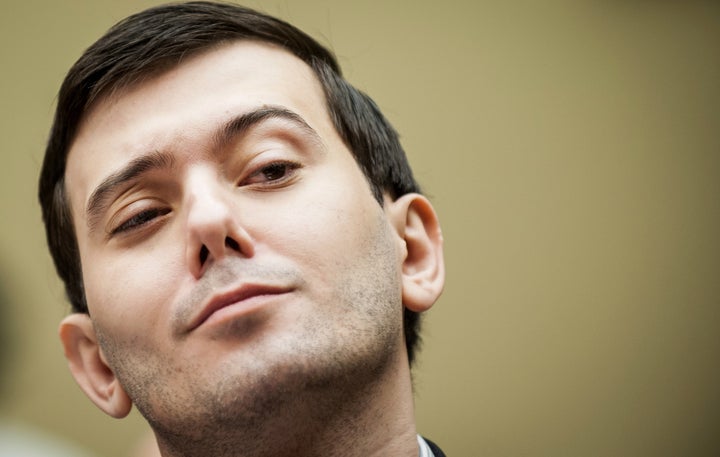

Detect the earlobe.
xmin=386 ymin=193 xmax=445 ymax=313
xmin=59 ymin=314 xmax=132 ymax=418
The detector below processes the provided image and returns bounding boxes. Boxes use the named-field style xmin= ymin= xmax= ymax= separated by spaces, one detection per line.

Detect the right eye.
xmin=110 ymin=207 xmax=171 ymax=236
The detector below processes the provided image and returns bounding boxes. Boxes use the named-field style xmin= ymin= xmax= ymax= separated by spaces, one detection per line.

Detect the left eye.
xmin=243 ymin=161 xmax=301 ymax=185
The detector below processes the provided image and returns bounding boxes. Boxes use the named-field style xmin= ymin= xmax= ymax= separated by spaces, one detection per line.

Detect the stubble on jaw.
xmin=94 ymin=207 xmax=406 ymax=457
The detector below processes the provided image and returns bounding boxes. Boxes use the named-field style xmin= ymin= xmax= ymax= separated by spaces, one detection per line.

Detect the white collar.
xmin=417 ymin=435 xmax=435 ymax=457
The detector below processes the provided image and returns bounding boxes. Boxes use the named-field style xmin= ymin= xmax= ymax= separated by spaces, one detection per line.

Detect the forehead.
xmin=66 ymin=40 xmax=333 ymax=209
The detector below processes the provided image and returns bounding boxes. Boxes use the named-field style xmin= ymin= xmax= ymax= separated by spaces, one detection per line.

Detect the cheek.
xmin=254 ymin=174 xmax=378 ymax=262
xmin=82 ymin=244 xmax=184 ymax=341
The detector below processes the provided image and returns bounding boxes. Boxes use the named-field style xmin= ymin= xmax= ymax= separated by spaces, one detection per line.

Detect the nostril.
xmin=199 ymin=245 xmax=209 ymax=266
xmin=225 ymin=237 xmax=240 ymax=251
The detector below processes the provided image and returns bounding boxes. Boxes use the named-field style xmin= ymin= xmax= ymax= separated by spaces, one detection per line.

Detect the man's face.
xmin=64 ymin=42 xmax=408 ymax=435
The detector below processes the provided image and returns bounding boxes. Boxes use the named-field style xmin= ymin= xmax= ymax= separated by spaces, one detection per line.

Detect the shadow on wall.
xmin=0 ymin=269 xmax=96 ymax=457
xmin=0 ymin=280 xmax=11 ymax=405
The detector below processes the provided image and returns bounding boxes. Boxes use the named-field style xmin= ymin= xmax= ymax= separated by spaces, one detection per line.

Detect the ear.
xmin=59 ymin=314 xmax=132 ymax=418
xmin=385 ymin=193 xmax=445 ymax=312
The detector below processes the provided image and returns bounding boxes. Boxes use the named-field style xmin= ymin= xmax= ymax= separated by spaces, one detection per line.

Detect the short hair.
xmin=38 ymin=1 xmax=424 ymax=364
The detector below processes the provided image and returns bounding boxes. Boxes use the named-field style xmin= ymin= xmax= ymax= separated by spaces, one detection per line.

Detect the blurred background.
xmin=1 ymin=1 xmax=719 ymax=456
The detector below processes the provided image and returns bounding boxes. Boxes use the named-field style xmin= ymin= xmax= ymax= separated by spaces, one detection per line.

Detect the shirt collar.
xmin=417 ymin=435 xmax=436 ymax=457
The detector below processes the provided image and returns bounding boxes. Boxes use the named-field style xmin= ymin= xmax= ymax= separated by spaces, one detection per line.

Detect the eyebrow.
xmin=214 ymin=105 xmax=324 ymax=151
xmin=86 ymin=151 xmax=175 ymax=234
xmin=85 ymin=106 xmax=324 ymax=234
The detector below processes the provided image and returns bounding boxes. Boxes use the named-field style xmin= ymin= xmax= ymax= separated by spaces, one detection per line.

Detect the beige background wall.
xmin=1 ymin=1 xmax=719 ymax=456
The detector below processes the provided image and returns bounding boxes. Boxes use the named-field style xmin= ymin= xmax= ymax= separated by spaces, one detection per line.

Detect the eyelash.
xmin=241 ymin=160 xmax=302 ymax=186
xmin=111 ymin=207 xmax=171 ymax=235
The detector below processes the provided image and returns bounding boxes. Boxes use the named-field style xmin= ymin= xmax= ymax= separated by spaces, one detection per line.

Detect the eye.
xmin=110 ymin=207 xmax=171 ymax=236
xmin=242 ymin=161 xmax=301 ymax=186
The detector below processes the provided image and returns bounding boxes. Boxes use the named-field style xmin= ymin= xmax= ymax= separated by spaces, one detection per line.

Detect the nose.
xmin=184 ymin=166 xmax=254 ymax=278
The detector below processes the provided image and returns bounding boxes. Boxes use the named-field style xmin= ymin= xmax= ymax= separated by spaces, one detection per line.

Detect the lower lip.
xmin=199 ymin=292 xmax=290 ymax=330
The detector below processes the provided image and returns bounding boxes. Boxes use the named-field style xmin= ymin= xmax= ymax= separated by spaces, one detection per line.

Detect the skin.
xmin=60 ymin=41 xmax=444 ymax=457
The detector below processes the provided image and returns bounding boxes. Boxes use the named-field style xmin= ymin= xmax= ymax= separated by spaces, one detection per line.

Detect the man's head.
xmin=39 ymin=2 xmax=444 ymax=453
xmin=39 ymin=1 xmax=434 ymax=365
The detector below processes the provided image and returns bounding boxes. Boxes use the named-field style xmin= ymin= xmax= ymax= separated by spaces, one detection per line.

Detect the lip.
xmin=188 ymin=283 xmax=292 ymax=332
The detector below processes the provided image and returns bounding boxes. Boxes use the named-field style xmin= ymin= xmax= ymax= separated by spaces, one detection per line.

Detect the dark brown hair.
xmin=38 ymin=1 xmax=424 ymax=364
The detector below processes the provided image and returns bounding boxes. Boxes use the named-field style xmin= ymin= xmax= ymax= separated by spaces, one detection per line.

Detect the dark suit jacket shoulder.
xmin=424 ymin=437 xmax=446 ymax=457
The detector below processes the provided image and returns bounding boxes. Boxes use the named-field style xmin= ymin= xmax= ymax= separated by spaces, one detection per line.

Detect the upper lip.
xmin=188 ymin=283 xmax=292 ymax=332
